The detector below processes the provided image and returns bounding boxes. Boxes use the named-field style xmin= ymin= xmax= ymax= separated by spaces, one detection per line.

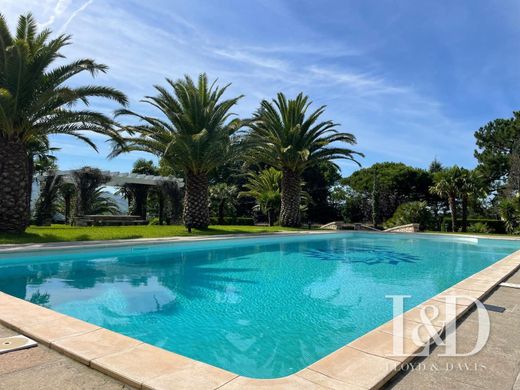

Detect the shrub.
xmin=148 ymin=217 xmax=161 ymax=225
xmin=467 ymin=222 xmax=492 ymax=234
xmin=498 ymin=197 xmax=520 ymax=233
xmin=209 ymin=217 xmax=255 ymax=226
xmin=441 ymin=218 xmax=505 ymax=234
xmin=384 ymin=201 xmax=432 ymax=231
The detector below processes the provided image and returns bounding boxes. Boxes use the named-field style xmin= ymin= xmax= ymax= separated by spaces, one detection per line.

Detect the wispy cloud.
xmin=211 ymin=48 xmax=289 ymax=71
xmin=306 ymin=66 xmax=409 ymax=95
xmin=39 ymin=0 xmax=71 ymax=27
xmin=59 ymin=0 xmax=93 ymax=33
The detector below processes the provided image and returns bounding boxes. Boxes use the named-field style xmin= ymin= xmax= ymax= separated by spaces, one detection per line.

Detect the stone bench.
xmin=73 ymin=215 xmax=147 ymax=227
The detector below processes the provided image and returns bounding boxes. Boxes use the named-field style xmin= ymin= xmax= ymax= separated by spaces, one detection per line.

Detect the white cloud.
xmin=40 ymin=0 xmax=71 ymax=27
xmin=306 ymin=66 xmax=409 ymax=95
xmin=59 ymin=0 xmax=92 ymax=33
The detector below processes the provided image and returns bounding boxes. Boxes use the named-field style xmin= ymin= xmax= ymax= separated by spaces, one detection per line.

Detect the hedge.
xmin=441 ymin=218 xmax=505 ymax=234
xmin=210 ymin=217 xmax=255 ymax=226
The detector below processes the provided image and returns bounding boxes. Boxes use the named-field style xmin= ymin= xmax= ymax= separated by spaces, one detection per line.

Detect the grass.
xmin=424 ymin=230 xmax=520 ymax=239
xmin=0 ymin=224 xmax=307 ymax=245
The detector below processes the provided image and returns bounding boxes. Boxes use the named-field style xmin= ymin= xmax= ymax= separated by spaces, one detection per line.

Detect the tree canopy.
xmin=342 ymin=162 xmax=432 ymax=221
xmin=474 ymin=111 xmax=520 ymax=189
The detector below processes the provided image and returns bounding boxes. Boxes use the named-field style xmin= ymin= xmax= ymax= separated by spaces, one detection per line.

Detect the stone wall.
xmin=384 ymin=223 xmax=420 ymax=233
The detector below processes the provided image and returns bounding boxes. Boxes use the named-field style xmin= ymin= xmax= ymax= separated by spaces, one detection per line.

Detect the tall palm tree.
xmin=113 ymin=74 xmax=243 ymax=229
xmin=248 ymin=93 xmax=362 ymax=226
xmin=430 ymin=166 xmax=464 ymax=232
xmin=240 ymin=168 xmax=282 ymax=226
xmin=0 ymin=13 xmax=127 ymax=233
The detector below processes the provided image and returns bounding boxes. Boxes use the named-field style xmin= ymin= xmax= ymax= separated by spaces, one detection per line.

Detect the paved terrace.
xmin=386 ymin=270 xmax=520 ymax=390
xmin=0 ymin=324 xmax=131 ymax=390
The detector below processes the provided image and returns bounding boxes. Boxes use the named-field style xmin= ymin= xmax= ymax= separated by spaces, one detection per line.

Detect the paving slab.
xmin=386 ymin=270 xmax=520 ymax=390
xmin=0 ymin=324 xmax=132 ymax=390
xmin=508 ymin=271 xmax=520 ymax=284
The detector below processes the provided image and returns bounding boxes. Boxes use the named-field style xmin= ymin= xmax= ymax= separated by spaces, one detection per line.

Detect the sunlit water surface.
xmin=1 ymin=232 xmax=518 ymax=378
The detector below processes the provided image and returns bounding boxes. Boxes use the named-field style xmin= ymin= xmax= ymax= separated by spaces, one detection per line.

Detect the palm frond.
xmin=247 ymin=93 xmax=362 ymax=173
xmin=115 ymin=73 xmax=243 ymax=175
xmin=0 ymin=13 xmax=127 ymax=149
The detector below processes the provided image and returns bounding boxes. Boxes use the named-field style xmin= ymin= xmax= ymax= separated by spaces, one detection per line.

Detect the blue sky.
xmin=4 ymin=0 xmax=520 ymax=176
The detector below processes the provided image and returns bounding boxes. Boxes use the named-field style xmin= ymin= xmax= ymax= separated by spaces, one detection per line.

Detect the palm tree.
xmin=71 ymin=167 xmax=111 ymax=216
xmin=156 ymin=180 xmax=183 ymax=224
xmin=210 ymin=183 xmax=238 ymax=224
xmin=118 ymin=159 xmax=158 ymax=219
xmin=113 ymin=74 xmax=243 ymax=229
xmin=430 ymin=166 xmax=464 ymax=232
xmin=240 ymin=168 xmax=282 ymax=226
xmin=0 ymin=13 xmax=127 ymax=233
xmin=88 ymin=188 xmax=121 ymax=215
xmin=59 ymin=182 xmax=76 ymax=224
xmin=248 ymin=93 xmax=362 ymax=227
xmin=499 ymin=197 xmax=520 ymax=234
xmin=34 ymin=172 xmax=63 ymax=226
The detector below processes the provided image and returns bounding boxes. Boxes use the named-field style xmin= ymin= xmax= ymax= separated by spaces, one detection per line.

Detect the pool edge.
xmin=0 ymin=230 xmax=337 ymax=256
xmin=0 ymin=248 xmax=518 ymax=389
xmin=2 ymin=230 xmax=519 ymax=257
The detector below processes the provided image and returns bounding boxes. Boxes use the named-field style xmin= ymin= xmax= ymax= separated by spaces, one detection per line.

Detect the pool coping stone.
xmin=2 ymin=229 xmax=520 ymax=256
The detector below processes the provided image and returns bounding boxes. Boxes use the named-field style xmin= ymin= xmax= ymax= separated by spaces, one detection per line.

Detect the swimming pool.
xmin=0 ymin=232 xmax=518 ymax=378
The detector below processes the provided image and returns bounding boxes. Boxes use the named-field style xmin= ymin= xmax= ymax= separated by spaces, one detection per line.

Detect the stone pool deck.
xmin=0 ymin=324 xmax=131 ymax=389
xmin=386 ymin=269 xmax=520 ymax=390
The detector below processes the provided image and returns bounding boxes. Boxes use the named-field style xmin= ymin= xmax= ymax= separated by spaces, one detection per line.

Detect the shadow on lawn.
xmin=0 ymin=232 xmax=63 ymax=244
xmin=194 ymin=227 xmax=279 ymax=235
xmin=0 ymin=225 xmax=290 ymax=245
xmin=0 ymin=231 xmax=145 ymax=244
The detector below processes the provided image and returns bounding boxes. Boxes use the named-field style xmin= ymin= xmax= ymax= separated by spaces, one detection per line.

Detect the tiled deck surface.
xmin=0 ymin=324 xmax=132 ymax=390
xmin=386 ymin=270 xmax=520 ymax=390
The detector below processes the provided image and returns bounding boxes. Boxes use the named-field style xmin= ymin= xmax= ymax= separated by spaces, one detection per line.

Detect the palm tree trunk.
xmin=131 ymin=185 xmax=148 ymax=219
xmin=280 ymin=169 xmax=301 ymax=227
xmin=64 ymin=194 xmax=71 ymax=224
xmin=183 ymin=171 xmax=209 ymax=229
xmin=0 ymin=138 xmax=31 ymax=233
xmin=448 ymin=195 xmax=457 ymax=232
xmin=218 ymin=201 xmax=225 ymax=225
xmin=158 ymin=192 xmax=165 ymax=225
xmin=268 ymin=209 xmax=274 ymax=226
xmin=461 ymin=195 xmax=468 ymax=232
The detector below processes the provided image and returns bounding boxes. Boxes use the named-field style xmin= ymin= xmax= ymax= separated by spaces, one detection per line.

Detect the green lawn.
xmin=424 ymin=231 xmax=520 ymax=239
xmin=0 ymin=224 xmax=306 ymax=245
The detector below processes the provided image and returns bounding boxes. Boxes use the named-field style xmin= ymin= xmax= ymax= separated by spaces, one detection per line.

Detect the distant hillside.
xmin=104 ymin=191 xmax=129 ymax=214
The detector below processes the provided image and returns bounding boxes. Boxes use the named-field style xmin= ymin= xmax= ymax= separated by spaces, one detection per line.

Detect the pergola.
xmin=35 ymin=170 xmax=184 ymax=225
xmin=47 ymin=170 xmax=184 ymax=187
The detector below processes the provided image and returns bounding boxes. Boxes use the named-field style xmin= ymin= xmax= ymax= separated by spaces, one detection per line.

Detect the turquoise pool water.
xmin=0 ymin=232 xmax=519 ymax=378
